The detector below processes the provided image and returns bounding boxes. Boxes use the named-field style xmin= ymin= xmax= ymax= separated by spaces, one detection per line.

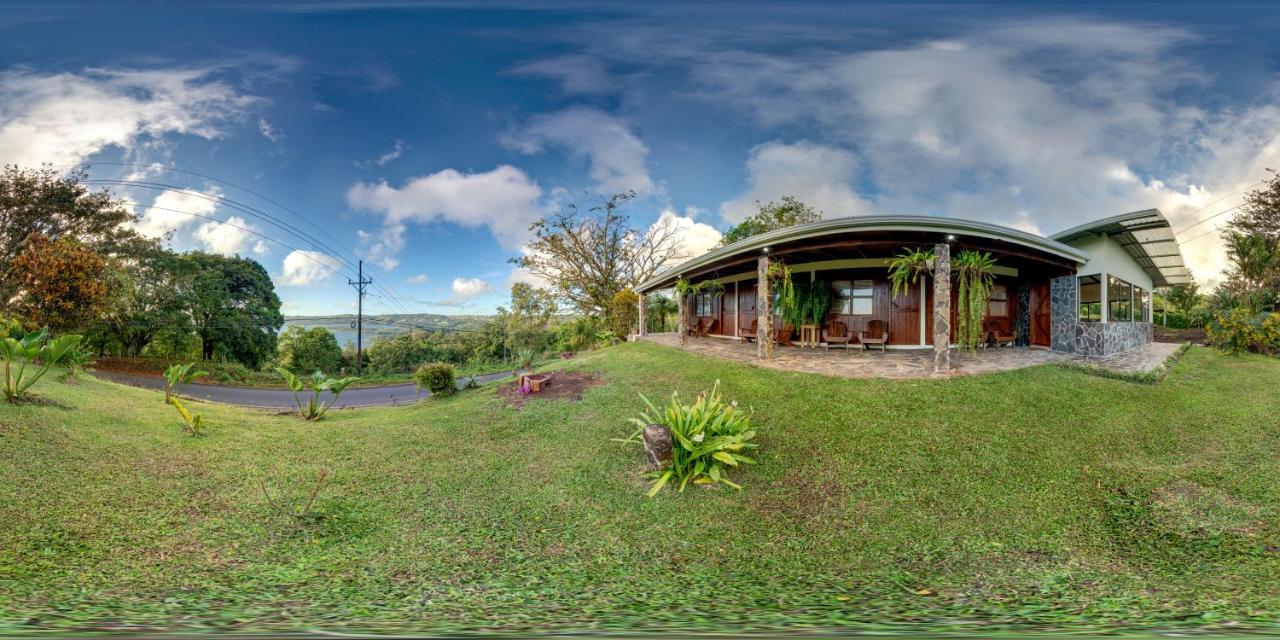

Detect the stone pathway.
xmin=639 ymin=333 xmax=1183 ymax=380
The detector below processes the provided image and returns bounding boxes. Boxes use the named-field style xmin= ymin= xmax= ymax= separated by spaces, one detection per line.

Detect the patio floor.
xmin=638 ymin=333 xmax=1181 ymax=380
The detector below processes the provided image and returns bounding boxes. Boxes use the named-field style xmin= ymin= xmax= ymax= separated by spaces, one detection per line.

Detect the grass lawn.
xmin=2 ymin=343 xmax=1279 ymax=634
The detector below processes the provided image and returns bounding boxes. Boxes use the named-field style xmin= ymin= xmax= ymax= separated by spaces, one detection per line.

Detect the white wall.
xmin=1066 ymin=233 xmax=1154 ymax=290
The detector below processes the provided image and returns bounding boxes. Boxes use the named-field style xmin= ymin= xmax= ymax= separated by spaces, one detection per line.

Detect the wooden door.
xmin=888 ymin=283 xmax=920 ymax=345
xmin=1030 ymin=281 xmax=1051 ymax=347
xmin=737 ymin=285 xmax=756 ymax=337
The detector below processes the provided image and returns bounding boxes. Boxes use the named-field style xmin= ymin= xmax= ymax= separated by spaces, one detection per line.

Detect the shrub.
xmin=625 ymin=380 xmax=758 ymax=497
xmin=415 ymin=362 xmax=456 ymax=397
xmin=608 ymin=289 xmax=640 ymax=337
xmin=276 ymin=368 xmax=360 ymax=420
xmin=1 ymin=328 xmax=82 ymax=403
xmin=278 ymin=326 xmax=344 ymax=374
xmin=366 ymin=333 xmax=466 ymax=374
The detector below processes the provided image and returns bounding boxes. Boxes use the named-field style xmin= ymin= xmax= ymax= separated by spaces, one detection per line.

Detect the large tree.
xmin=9 ymin=234 xmax=113 ymax=332
xmin=718 ymin=196 xmax=822 ymax=247
xmin=498 ymin=282 xmax=558 ymax=352
xmin=1233 ymin=168 xmax=1280 ymax=242
xmin=1222 ymin=171 xmax=1280 ymax=310
xmin=0 ymin=165 xmax=154 ymax=306
xmin=99 ymin=249 xmax=193 ymax=356
xmin=510 ymin=191 xmax=686 ymax=315
xmin=180 ymin=252 xmax=283 ymax=367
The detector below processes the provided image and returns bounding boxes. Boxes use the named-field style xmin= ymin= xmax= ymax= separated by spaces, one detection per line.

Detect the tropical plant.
xmin=954 ymin=250 xmax=998 ymax=352
xmin=623 ymin=380 xmax=758 ymax=497
xmin=887 ymin=247 xmax=935 ymax=299
xmin=163 ymin=362 xmax=208 ymax=403
xmin=1 ymin=328 xmax=82 ymax=402
xmin=60 ymin=343 xmax=94 ymax=384
xmin=168 ymin=395 xmax=206 ymax=436
xmin=414 ymin=362 xmax=456 ymax=397
xmin=783 ymin=278 xmax=832 ymax=327
xmin=767 ymin=261 xmax=796 ymax=319
xmin=1207 ymin=309 xmax=1280 ymax=356
xmin=276 ymin=368 xmax=359 ymax=420
xmin=515 ymin=348 xmax=537 ymax=370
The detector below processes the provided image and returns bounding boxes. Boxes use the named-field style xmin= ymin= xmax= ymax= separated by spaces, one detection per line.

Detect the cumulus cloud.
xmin=347 ymin=165 xmax=543 ymax=268
xmin=405 ymin=273 xmax=429 ymax=285
xmin=193 ymin=215 xmax=261 ymax=256
xmin=652 ymin=207 xmax=722 ymax=263
xmin=135 ymin=188 xmax=219 ymax=238
xmin=501 ymin=107 xmax=655 ymax=195
xmin=0 ymin=66 xmax=256 ymax=167
xmin=451 ymin=277 xmax=491 ymax=298
xmin=719 ymin=141 xmax=873 ymax=223
xmin=281 ymin=249 xmax=344 ymax=286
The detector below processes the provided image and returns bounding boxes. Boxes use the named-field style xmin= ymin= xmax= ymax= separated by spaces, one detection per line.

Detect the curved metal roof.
xmin=1050 ymin=208 xmax=1192 ymax=288
xmin=637 ymin=214 xmax=1089 ymax=293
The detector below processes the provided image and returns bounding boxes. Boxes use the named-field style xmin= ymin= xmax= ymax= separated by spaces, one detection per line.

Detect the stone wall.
xmin=1073 ymin=322 xmax=1153 ymax=357
xmin=1049 ymin=275 xmax=1077 ymax=353
xmin=1014 ymin=283 xmax=1031 ymax=347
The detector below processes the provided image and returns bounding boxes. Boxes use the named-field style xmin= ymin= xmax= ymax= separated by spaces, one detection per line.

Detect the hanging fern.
xmin=953 ymin=250 xmax=997 ymax=352
xmin=767 ymin=262 xmax=795 ymax=323
xmin=887 ymin=247 xmax=934 ymax=300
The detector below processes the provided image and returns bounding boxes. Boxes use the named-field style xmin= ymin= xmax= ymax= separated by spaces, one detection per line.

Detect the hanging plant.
xmin=953 ymin=250 xmax=998 ymax=352
xmin=887 ymin=247 xmax=935 ymax=299
xmin=766 ymin=262 xmax=795 ymax=322
xmin=806 ymin=280 xmax=832 ymax=326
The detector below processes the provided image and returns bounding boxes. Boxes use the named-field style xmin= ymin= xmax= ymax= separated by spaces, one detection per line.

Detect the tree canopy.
xmin=718 ymin=196 xmax=823 ymax=247
xmin=1222 ymin=171 xmax=1280 ymax=311
xmin=10 ymin=234 xmax=113 ymax=332
xmin=181 ymin=251 xmax=284 ymax=367
xmin=278 ymin=326 xmax=344 ymax=375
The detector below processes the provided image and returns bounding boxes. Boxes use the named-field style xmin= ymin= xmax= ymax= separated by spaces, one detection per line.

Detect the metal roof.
xmin=1049 ymin=208 xmax=1193 ymax=288
xmin=637 ymin=214 xmax=1089 ymax=293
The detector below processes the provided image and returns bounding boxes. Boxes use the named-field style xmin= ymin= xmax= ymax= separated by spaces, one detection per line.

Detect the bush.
xmin=366 ymin=333 xmax=466 ymax=374
xmin=554 ymin=316 xmax=608 ymax=353
xmin=608 ymin=289 xmax=640 ymax=337
xmin=278 ymin=326 xmax=344 ymax=374
xmin=625 ymin=380 xmax=758 ymax=496
xmin=1207 ymin=309 xmax=1280 ymax=356
xmin=415 ymin=362 xmax=456 ymax=396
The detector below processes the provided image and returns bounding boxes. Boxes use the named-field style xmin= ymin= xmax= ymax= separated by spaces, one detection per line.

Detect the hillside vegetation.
xmin=2 ymin=343 xmax=1278 ymax=634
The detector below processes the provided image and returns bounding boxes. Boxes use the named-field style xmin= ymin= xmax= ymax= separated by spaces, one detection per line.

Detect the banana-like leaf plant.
xmin=163 ymin=362 xmax=208 ymax=403
xmin=169 ymin=395 xmax=205 ymax=436
xmin=1 ymin=328 xmax=82 ymax=403
xmin=276 ymin=368 xmax=360 ymax=420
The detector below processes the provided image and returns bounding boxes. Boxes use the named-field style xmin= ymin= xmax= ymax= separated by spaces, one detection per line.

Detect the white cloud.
xmin=281 ymin=249 xmax=344 ymax=286
xmin=509 ymin=55 xmax=614 ymax=95
xmin=346 ymin=165 xmax=543 ymax=269
xmin=193 ymin=215 xmax=256 ymax=256
xmin=451 ymin=277 xmax=491 ymax=298
xmin=0 ymin=66 xmax=256 ymax=167
xmin=652 ymin=207 xmax=722 ymax=263
xmin=501 ymin=107 xmax=655 ymax=195
xmin=405 ymin=273 xmax=429 ymax=285
xmin=135 ymin=188 xmax=219 ymax=238
xmin=719 ymin=141 xmax=872 ymax=223
xmin=257 ymin=117 xmax=281 ymax=142
xmin=375 ymin=139 xmax=405 ymax=166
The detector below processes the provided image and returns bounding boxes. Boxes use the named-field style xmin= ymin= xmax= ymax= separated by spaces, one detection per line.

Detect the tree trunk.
xmin=758 ymin=254 xmax=772 ymax=360
xmin=933 ymin=243 xmax=951 ymax=373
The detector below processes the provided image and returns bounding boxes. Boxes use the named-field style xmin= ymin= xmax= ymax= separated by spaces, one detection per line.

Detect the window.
xmin=1078 ymin=275 xmax=1102 ymax=322
xmin=1108 ymin=275 xmax=1132 ymax=322
xmin=834 ymin=279 xmax=874 ymax=315
xmin=695 ymin=292 xmax=713 ymax=316
xmin=988 ymin=284 xmax=1009 ymax=317
xmin=1134 ymin=286 xmax=1149 ymax=322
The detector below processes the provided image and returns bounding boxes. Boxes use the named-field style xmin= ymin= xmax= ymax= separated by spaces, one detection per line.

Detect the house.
xmin=634 ymin=209 xmax=1191 ymax=364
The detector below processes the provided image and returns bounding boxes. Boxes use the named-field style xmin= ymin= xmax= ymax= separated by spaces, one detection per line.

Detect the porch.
xmin=639 ymin=333 xmax=1181 ymax=379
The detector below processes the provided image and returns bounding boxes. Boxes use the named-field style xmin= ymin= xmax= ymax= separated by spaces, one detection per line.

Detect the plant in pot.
xmin=514 ymin=347 xmax=537 ymax=377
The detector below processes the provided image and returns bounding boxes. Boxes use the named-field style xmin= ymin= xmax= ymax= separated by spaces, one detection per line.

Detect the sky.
xmin=2 ymin=0 xmax=1277 ymax=315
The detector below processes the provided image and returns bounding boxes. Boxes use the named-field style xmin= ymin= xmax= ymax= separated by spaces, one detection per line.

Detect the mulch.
xmin=497 ymin=371 xmax=605 ymax=409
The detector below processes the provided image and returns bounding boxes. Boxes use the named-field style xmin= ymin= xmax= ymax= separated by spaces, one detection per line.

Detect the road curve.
xmin=92 ymin=370 xmax=513 ymax=409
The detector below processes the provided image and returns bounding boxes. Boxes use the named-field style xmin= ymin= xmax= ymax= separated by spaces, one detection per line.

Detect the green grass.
xmin=2 ymin=343 xmax=1279 ymax=634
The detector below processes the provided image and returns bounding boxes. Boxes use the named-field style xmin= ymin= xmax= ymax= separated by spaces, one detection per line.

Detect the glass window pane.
xmin=851 ymin=297 xmax=873 ymax=315
xmin=1078 ymin=275 xmax=1101 ymax=322
xmin=1108 ymin=276 xmax=1132 ymax=322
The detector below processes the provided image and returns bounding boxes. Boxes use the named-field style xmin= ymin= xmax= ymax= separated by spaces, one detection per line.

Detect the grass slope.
xmin=2 ymin=344 xmax=1279 ymax=634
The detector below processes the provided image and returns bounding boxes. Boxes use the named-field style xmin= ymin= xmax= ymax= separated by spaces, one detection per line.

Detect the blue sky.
xmin=3 ymin=1 xmax=1277 ymax=315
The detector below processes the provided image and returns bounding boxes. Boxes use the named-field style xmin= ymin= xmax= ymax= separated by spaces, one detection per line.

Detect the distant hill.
xmin=283 ymin=313 xmax=492 ymax=347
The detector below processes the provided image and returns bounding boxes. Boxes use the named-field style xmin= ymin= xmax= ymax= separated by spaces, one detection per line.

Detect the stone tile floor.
xmin=639 ymin=333 xmax=1183 ymax=379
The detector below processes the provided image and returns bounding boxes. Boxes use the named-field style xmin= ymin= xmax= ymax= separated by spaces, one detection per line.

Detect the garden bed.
xmin=497 ymin=371 xmax=604 ymax=408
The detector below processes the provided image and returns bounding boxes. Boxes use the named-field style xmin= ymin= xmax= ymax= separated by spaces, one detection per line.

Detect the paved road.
xmin=93 ymin=370 xmax=513 ymax=409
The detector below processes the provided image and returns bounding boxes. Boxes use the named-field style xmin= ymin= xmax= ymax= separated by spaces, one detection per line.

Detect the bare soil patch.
xmin=1154 ymin=326 xmax=1205 ymax=344
xmin=498 ymin=371 xmax=604 ymax=409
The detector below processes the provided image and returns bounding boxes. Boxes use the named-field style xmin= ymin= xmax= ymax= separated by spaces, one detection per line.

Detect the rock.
xmin=642 ymin=424 xmax=673 ymax=470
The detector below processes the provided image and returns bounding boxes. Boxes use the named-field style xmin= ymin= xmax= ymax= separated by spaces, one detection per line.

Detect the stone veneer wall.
xmin=1049 ymin=275 xmax=1077 ymax=353
xmin=1014 ymin=283 xmax=1031 ymax=347
xmin=1049 ymin=274 xmax=1152 ymax=356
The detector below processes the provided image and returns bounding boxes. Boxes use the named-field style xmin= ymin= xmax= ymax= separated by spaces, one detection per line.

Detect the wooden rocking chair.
xmin=697 ymin=318 xmax=719 ymax=338
xmin=774 ymin=323 xmax=795 ymax=346
xmin=823 ymin=320 xmax=853 ymax=352
xmin=739 ymin=318 xmax=758 ymax=342
xmin=860 ymin=319 xmax=888 ymax=352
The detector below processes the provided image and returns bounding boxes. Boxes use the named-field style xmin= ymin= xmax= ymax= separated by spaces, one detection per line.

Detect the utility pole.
xmin=348 ymin=260 xmax=372 ymax=375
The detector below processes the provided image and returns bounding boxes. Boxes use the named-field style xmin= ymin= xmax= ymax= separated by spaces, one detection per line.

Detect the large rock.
xmin=642 ymin=424 xmax=673 ymax=470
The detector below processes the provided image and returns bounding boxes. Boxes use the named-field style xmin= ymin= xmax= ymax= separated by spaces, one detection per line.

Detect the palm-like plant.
xmin=888 ymin=247 xmax=935 ymax=299
xmin=1 ymin=328 xmax=82 ymax=403
xmin=61 ymin=343 xmax=94 ymax=384
xmin=954 ymin=250 xmax=998 ymax=352
xmin=163 ymin=362 xmax=208 ymax=403
xmin=1225 ymin=232 xmax=1278 ymax=313
xmin=276 ymin=368 xmax=359 ymax=420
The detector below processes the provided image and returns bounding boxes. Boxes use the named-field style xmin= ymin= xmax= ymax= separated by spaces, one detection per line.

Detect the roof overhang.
xmin=637 ymin=214 xmax=1089 ymax=293
xmin=1049 ymin=208 xmax=1193 ymax=288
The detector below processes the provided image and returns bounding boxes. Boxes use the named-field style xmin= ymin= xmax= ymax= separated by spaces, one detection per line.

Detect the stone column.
xmin=933 ymin=243 xmax=951 ymax=373
xmin=677 ymin=287 xmax=687 ymax=345
xmin=638 ymin=292 xmax=648 ymax=337
xmin=758 ymin=254 xmax=773 ymax=360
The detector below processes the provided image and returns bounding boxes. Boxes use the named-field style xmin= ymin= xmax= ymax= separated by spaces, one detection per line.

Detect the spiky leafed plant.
xmin=954 ymin=250 xmax=998 ymax=352
xmin=0 ymin=328 xmax=81 ymax=402
xmin=888 ymin=247 xmax=935 ymax=300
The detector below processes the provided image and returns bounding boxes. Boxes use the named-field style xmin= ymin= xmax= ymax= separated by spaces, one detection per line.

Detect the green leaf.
xmin=646 ymin=470 xmax=673 ymax=498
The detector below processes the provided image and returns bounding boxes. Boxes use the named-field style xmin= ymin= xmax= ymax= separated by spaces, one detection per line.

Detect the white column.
xmin=638 ymin=292 xmax=648 ymax=337
xmin=1100 ymin=272 xmax=1109 ymax=323
xmin=919 ymin=276 xmax=927 ymax=347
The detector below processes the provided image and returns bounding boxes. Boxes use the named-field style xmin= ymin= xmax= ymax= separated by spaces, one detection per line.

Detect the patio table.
xmin=799 ymin=323 xmax=820 ymax=349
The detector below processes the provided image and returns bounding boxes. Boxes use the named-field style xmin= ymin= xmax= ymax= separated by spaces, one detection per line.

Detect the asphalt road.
xmin=93 ymin=370 xmax=513 ymax=409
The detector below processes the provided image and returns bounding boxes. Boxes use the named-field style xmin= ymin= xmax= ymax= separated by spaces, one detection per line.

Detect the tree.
xmin=646 ymin=293 xmax=678 ymax=333
xmin=0 ymin=165 xmax=155 ymax=305
xmin=510 ymin=191 xmax=687 ymax=315
xmin=180 ymin=252 xmax=283 ymax=367
xmin=9 ymin=234 xmax=112 ymax=332
xmin=718 ymin=196 xmax=822 ymax=247
xmin=1222 ymin=231 xmax=1277 ymax=313
xmin=278 ymin=326 xmax=344 ymax=374
xmin=498 ymin=282 xmax=558 ymax=353
xmin=608 ymin=288 xmax=640 ymax=337
xmin=1166 ymin=282 xmax=1202 ymax=317
xmin=1233 ymin=168 xmax=1280 ymax=243
xmin=99 ymin=249 xmax=192 ymax=356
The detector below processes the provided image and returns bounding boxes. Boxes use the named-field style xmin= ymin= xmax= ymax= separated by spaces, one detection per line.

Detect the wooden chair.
xmin=740 ymin=318 xmax=758 ymax=343
xmin=697 ymin=318 xmax=719 ymax=338
xmin=823 ymin=320 xmax=853 ymax=352
xmin=860 ymin=319 xmax=888 ymax=352
xmin=687 ymin=317 xmax=705 ymax=337
xmin=774 ymin=323 xmax=795 ymax=346
xmin=985 ymin=319 xmax=1015 ymax=348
